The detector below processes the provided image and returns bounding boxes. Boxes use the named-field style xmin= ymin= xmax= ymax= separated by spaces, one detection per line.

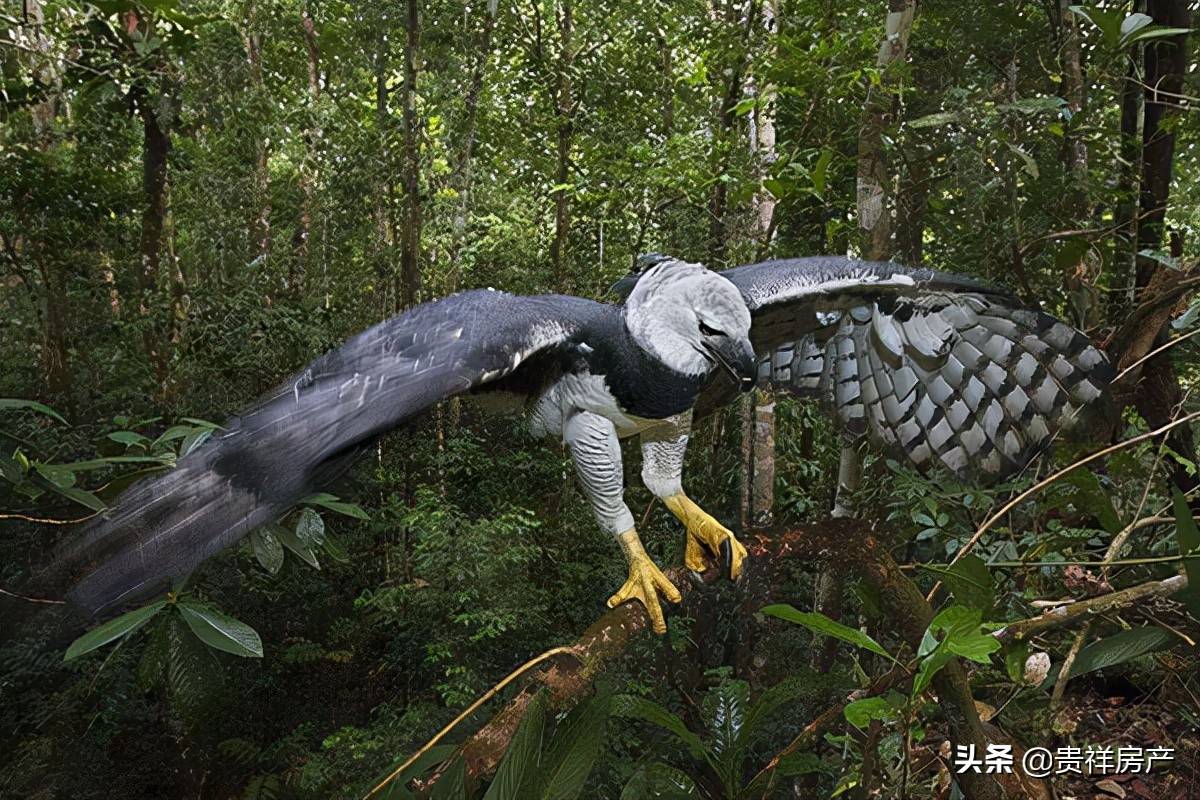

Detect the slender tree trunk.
xmin=1058 ymin=0 xmax=1101 ymax=329
xmin=397 ymin=0 xmax=422 ymax=310
xmin=657 ymin=31 xmax=674 ymax=137
xmin=856 ymin=0 xmax=915 ymax=260
xmin=294 ymin=2 xmax=321 ymax=296
xmin=372 ymin=30 xmax=395 ymax=315
xmin=1111 ymin=6 xmax=1145 ymax=321
xmin=812 ymin=0 xmax=915 ymax=672
xmin=894 ymin=152 xmax=929 ymax=265
xmin=23 ymin=0 xmax=71 ymax=403
xmin=136 ymin=94 xmax=173 ymax=391
xmin=549 ymin=0 xmax=574 ymax=292
xmin=708 ymin=1 xmax=759 ymax=266
xmin=447 ymin=2 xmax=497 ymax=290
xmin=244 ymin=17 xmax=270 ymax=268
xmin=1132 ymin=0 xmax=1197 ymax=505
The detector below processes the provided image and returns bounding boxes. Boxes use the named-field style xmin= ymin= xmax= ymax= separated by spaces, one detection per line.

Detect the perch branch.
xmin=414 ymin=519 xmax=1006 ymax=800
xmin=993 ymin=572 xmax=1188 ymax=644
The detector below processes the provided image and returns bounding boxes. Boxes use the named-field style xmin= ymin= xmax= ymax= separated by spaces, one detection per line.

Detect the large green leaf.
xmin=928 ymin=605 xmax=1000 ymax=663
xmin=1172 ymin=488 xmax=1200 ymax=617
xmin=843 ymin=696 xmax=899 ymax=729
xmin=620 ymin=763 xmax=697 ymax=800
xmin=936 ymin=555 xmax=995 ymax=611
xmin=538 ymin=692 xmax=611 ymax=800
xmin=371 ymin=744 xmax=458 ymax=800
xmin=612 ymin=695 xmax=710 ymax=763
xmin=1064 ymin=470 xmax=1123 ymax=535
xmin=295 ymin=507 xmax=326 ymax=547
xmin=274 ymin=522 xmax=319 ymax=569
xmin=704 ymin=680 xmax=748 ymax=760
xmin=177 ymin=602 xmax=263 ymax=658
xmin=1066 ymin=627 xmax=1175 ymax=679
xmin=0 ymin=398 xmax=67 ymax=424
xmin=251 ymin=528 xmax=285 ymax=574
xmin=303 ymin=492 xmax=369 ymax=520
xmin=65 ymin=600 xmax=166 ymax=660
xmin=483 ymin=690 xmax=547 ymax=800
xmin=761 ymin=605 xmax=898 ymax=664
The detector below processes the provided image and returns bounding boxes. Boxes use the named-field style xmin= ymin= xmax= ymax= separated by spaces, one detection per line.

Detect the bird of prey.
xmin=41 ymin=255 xmax=1112 ymax=634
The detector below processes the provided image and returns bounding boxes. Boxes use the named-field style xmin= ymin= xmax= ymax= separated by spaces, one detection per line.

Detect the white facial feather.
xmin=624 ymin=259 xmax=753 ymax=375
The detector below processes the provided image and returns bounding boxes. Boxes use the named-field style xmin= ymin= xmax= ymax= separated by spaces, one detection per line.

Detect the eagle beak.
xmin=705 ymin=338 xmax=758 ymax=392
xmin=733 ymin=338 xmax=758 ymax=392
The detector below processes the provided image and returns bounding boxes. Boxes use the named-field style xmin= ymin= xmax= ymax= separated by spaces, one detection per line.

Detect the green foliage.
xmin=761 ymin=604 xmax=899 ymax=664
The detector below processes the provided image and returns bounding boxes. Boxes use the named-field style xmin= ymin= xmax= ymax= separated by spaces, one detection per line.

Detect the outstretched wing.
xmin=710 ymin=257 xmax=1112 ymax=480
xmin=42 ymin=289 xmax=602 ymax=617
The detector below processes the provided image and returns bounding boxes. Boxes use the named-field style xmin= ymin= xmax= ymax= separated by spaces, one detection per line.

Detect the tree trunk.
xmin=1111 ymin=5 xmax=1144 ymax=321
xmin=136 ymin=94 xmax=173 ymax=391
xmin=372 ymin=30 xmax=396 ymax=315
xmin=446 ymin=1 xmax=496 ymax=291
xmin=1132 ymin=0 xmax=1197 ymax=506
xmin=856 ymin=0 xmax=915 ymax=260
xmin=243 ymin=12 xmax=270 ymax=270
xmin=707 ymin=1 xmax=759 ymax=266
xmin=294 ymin=2 xmax=321 ymax=296
xmin=549 ymin=0 xmax=574 ymax=292
xmin=398 ymin=0 xmax=422 ymax=309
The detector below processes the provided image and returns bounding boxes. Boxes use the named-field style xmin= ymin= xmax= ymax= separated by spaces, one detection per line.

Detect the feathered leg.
xmin=563 ymin=410 xmax=680 ymax=633
xmin=640 ymin=411 xmax=748 ymax=580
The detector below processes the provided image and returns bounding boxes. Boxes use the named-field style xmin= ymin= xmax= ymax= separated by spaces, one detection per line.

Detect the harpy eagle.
xmin=40 ymin=256 xmax=1112 ymax=634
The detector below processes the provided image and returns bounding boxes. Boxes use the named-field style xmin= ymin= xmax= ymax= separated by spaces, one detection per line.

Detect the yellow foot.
xmin=663 ymin=493 xmax=748 ymax=580
xmin=610 ymin=529 xmax=682 ymax=634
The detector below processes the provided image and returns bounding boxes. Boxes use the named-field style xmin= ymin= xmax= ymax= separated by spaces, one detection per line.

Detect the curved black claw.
xmin=720 ymin=538 xmax=733 ymax=581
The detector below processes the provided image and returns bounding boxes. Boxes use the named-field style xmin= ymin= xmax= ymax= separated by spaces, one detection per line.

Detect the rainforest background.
xmin=2 ymin=1 xmax=1200 ymax=798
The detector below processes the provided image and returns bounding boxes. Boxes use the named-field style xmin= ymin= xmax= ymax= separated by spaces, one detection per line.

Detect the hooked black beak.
xmin=703 ymin=338 xmax=758 ymax=392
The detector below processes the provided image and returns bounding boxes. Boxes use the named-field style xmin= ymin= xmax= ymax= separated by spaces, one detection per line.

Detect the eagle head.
xmin=623 ymin=257 xmax=756 ymax=389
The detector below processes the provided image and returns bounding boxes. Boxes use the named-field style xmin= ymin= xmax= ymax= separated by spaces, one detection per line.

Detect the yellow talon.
xmin=610 ymin=528 xmax=682 ymax=634
xmin=662 ymin=493 xmax=748 ymax=580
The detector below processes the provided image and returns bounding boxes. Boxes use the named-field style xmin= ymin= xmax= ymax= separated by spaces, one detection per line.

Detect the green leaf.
xmin=539 ymin=691 xmax=610 ymax=800
xmin=1066 ymin=627 xmax=1175 ymax=679
xmin=295 ymin=507 xmax=325 ymax=547
xmin=274 ymin=522 xmax=320 ymax=569
xmin=303 ymin=493 xmax=369 ymax=519
xmin=0 ymin=398 xmax=67 ymax=424
xmin=1004 ymin=640 xmax=1030 ymax=683
xmin=811 ymin=148 xmax=833 ymax=196
xmin=108 ymin=430 xmax=151 ymax=447
xmin=612 ymin=695 xmax=709 ymax=763
xmin=1068 ymin=5 xmax=1125 ymax=47
xmin=371 ymin=744 xmax=458 ymax=800
xmin=1171 ymin=488 xmax=1200 ymax=617
xmin=844 ymin=696 xmax=898 ymax=729
xmin=761 ymin=604 xmax=899 ymax=664
xmin=1064 ymin=470 xmax=1123 ymax=534
xmin=912 ymin=649 xmax=954 ymax=697
xmin=1125 ymin=26 xmax=1193 ymax=45
xmin=44 ymin=481 xmax=107 ymax=511
xmin=177 ymin=602 xmax=263 ymax=658
xmin=251 ymin=528 xmax=285 ymax=574
xmin=428 ymin=755 xmax=467 ymax=800
xmin=940 ymin=555 xmax=995 ymax=611
xmin=929 ymin=605 xmax=1000 ymax=663
xmin=908 ymin=111 xmax=958 ymax=129
xmin=65 ymin=600 xmax=166 ymax=660
xmin=621 ymin=764 xmax=697 ymax=800
xmin=483 ymin=690 xmax=547 ymax=800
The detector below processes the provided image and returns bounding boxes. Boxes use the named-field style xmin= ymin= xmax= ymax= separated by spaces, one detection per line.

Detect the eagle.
xmin=41 ymin=255 xmax=1112 ymax=634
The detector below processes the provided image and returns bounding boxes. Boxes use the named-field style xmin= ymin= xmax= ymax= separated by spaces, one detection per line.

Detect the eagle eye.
xmin=698 ymin=320 xmax=726 ymax=337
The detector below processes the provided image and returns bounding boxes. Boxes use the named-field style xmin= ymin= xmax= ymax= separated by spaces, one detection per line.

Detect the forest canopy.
xmin=2 ymin=1 xmax=1199 ymax=798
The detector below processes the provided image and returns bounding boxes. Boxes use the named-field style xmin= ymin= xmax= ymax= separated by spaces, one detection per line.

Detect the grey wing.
xmin=42 ymin=290 xmax=602 ymax=617
xmin=718 ymin=257 xmax=1113 ymax=481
